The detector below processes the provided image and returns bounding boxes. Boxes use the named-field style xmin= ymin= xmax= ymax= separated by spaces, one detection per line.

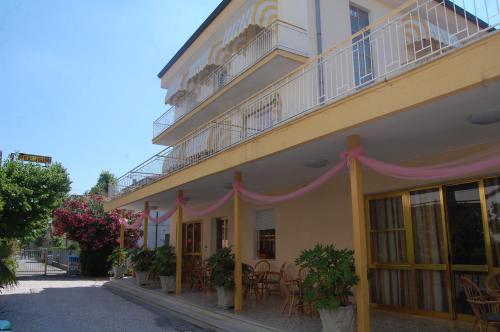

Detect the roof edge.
xmin=157 ymin=0 xmax=231 ymax=79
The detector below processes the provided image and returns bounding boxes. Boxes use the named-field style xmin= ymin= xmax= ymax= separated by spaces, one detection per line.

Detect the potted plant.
xmin=154 ymin=245 xmax=176 ymax=293
xmin=108 ymin=247 xmax=127 ymax=278
xmin=206 ymin=247 xmax=235 ymax=309
xmin=130 ymin=248 xmax=155 ymax=286
xmin=295 ymin=244 xmax=359 ymax=332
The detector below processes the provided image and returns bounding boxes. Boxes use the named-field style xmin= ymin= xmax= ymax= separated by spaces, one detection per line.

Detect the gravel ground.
xmin=0 ymin=276 xmax=208 ymax=332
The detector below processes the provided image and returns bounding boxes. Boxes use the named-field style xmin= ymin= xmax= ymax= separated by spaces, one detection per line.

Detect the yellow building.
xmin=106 ymin=0 xmax=500 ymax=329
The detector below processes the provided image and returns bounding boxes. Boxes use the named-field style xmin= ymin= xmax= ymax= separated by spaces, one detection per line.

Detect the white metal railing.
xmin=153 ymin=20 xmax=308 ymax=139
xmin=110 ymin=0 xmax=499 ymax=199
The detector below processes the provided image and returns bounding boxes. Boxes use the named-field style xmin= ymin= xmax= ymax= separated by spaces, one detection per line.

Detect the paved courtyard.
xmin=0 ymin=276 xmax=207 ymax=332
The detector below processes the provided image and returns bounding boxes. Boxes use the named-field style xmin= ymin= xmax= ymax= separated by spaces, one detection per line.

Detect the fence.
xmin=14 ymin=248 xmax=79 ymax=276
xmin=111 ymin=0 xmax=500 ymax=199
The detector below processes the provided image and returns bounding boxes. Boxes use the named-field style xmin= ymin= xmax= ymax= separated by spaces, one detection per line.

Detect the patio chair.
xmin=254 ymin=260 xmax=271 ymax=297
xmin=281 ymin=267 xmax=307 ymax=318
xmin=266 ymin=261 xmax=286 ymax=296
xmin=243 ymin=264 xmax=260 ymax=300
xmin=461 ymin=277 xmax=500 ymax=332
xmin=487 ymin=273 xmax=500 ymax=297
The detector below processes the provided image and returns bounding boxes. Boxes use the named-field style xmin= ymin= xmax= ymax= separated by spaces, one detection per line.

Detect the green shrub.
xmin=154 ymin=246 xmax=176 ymax=276
xmin=80 ymin=246 xmax=113 ymax=276
xmin=206 ymin=247 xmax=234 ymax=290
xmin=295 ymin=244 xmax=359 ymax=310
xmin=108 ymin=247 xmax=128 ymax=267
xmin=130 ymin=248 xmax=155 ymax=272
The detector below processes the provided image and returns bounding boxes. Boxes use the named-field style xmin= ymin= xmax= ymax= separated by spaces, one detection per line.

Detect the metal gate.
xmin=14 ymin=248 xmax=77 ymax=276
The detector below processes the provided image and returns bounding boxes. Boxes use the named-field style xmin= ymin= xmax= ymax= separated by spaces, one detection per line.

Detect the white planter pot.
xmin=215 ymin=286 xmax=234 ymax=309
xmin=159 ymin=275 xmax=176 ymax=293
xmin=113 ymin=266 xmax=126 ymax=279
xmin=135 ymin=271 xmax=149 ymax=286
xmin=318 ymin=305 xmax=356 ymax=332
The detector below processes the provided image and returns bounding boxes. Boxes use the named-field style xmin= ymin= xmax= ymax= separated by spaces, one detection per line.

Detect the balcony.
xmin=110 ymin=0 xmax=499 ymax=200
xmin=153 ymin=20 xmax=309 ymax=145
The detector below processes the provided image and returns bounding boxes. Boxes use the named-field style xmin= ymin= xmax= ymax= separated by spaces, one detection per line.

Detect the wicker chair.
xmin=461 ymin=277 xmax=500 ymax=332
xmin=487 ymin=273 xmax=500 ymax=297
xmin=266 ymin=261 xmax=287 ymax=296
xmin=243 ymin=264 xmax=260 ymax=300
xmin=254 ymin=260 xmax=271 ymax=297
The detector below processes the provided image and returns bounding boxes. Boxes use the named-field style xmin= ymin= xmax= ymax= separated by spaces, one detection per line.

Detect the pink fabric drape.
xmin=148 ymin=205 xmax=178 ymax=224
xmin=177 ymin=189 xmax=234 ymax=217
xmin=119 ymin=215 xmax=144 ymax=230
xmin=234 ymin=159 xmax=347 ymax=204
xmin=351 ymin=146 xmax=500 ymax=180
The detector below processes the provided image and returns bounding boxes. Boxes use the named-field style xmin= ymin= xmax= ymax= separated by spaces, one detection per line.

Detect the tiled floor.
xmin=177 ymin=289 xmax=473 ymax=332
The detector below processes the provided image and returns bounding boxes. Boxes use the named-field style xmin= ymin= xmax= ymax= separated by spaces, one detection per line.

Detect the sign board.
xmin=16 ymin=153 xmax=52 ymax=165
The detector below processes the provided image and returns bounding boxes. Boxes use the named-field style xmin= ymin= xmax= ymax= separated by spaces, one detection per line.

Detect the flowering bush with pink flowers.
xmin=53 ymin=194 xmax=141 ymax=276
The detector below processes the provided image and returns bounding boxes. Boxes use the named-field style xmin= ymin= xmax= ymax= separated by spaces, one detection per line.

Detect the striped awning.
xmin=187 ymin=40 xmax=226 ymax=82
xmin=165 ymin=73 xmax=189 ymax=105
xmin=403 ymin=17 xmax=459 ymax=47
xmin=222 ymin=0 xmax=278 ymax=51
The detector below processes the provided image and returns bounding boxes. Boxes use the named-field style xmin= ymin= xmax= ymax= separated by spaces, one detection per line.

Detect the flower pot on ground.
xmin=206 ymin=247 xmax=235 ymax=309
xmin=130 ymin=248 xmax=155 ymax=287
xmin=154 ymin=245 xmax=176 ymax=293
xmin=108 ymin=248 xmax=128 ymax=279
xmin=295 ymin=244 xmax=359 ymax=332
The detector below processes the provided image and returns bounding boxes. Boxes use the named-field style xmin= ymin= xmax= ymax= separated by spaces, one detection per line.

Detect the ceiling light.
xmin=467 ymin=111 xmax=500 ymax=125
xmin=304 ymin=159 xmax=328 ymax=168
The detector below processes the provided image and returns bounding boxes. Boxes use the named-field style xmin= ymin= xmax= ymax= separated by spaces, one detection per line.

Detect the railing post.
xmin=347 ymin=135 xmax=370 ymax=332
xmin=176 ymin=191 xmax=184 ymax=295
xmin=234 ymin=172 xmax=243 ymax=311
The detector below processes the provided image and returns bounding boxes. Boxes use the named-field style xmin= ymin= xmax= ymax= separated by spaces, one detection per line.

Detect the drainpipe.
xmin=315 ymin=0 xmax=325 ymax=103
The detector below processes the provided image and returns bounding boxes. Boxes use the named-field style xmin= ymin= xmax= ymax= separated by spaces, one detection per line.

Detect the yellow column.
xmin=143 ymin=201 xmax=149 ymax=250
xmin=119 ymin=210 xmax=125 ymax=249
xmin=176 ymin=191 xmax=183 ymax=294
xmin=234 ymin=172 xmax=243 ymax=311
xmin=347 ymin=135 xmax=370 ymax=332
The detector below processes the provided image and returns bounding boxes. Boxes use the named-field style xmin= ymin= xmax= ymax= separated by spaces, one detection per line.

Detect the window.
xmin=215 ymin=217 xmax=229 ymax=250
xmin=255 ymin=209 xmax=276 ymax=259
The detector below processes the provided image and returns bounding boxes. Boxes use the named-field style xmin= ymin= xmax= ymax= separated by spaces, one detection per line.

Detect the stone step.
xmin=104 ymin=278 xmax=281 ymax=332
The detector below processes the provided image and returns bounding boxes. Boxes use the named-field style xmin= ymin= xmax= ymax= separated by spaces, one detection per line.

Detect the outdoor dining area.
xmin=183 ymin=258 xmax=315 ymax=317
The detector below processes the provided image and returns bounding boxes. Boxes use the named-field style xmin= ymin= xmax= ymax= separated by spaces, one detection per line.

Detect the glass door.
xmin=444 ymin=182 xmax=489 ymax=318
xmin=182 ymin=222 xmax=202 ymax=267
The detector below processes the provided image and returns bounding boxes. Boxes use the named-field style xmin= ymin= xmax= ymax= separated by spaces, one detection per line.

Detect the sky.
xmin=0 ymin=0 xmax=220 ymax=194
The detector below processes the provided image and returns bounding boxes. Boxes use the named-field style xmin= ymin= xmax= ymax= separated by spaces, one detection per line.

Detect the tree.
xmin=53 ymin=194 xmax=141 ymax=276
xmin=0 ymin=160 xmax=71 ymax=242
xmin=90 ymin=171 xmax=117 ymax=197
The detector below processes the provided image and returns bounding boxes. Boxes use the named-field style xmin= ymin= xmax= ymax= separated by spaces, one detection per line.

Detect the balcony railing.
xmin=110 ymin=0 xmax=499 ymax=199
xmin=153 ymin=20 xmax=309 ymax=139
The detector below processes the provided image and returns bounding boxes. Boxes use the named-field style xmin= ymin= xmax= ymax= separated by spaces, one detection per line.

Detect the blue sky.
xmin=0 ymin=0 xmax=219 ymax=194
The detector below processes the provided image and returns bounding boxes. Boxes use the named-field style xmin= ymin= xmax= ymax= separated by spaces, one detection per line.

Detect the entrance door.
xmin=182 ymin=222 xmax=202 ymax=267
xmin=444 ymin=182 xmax=489 ymax=318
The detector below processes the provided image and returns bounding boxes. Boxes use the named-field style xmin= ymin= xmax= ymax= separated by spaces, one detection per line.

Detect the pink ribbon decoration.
xmin=148 ymin=205 xmax=178 ymax=224
xmin=177 ymin=189 xmax=235 ymax=217
xmin=119 ymin=215 xmax=144 ymax=230
xmin=354 ymin=147 xmax=500 ymax=180
xmin=234 ymin=159 xmax=347 ymax=204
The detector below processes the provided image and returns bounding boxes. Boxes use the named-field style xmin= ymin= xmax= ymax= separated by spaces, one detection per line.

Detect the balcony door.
xmin=350 ymin=4 xmax=373 ymax=87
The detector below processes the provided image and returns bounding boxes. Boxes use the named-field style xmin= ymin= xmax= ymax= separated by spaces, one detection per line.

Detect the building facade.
xmin=106 ymin=0 xmax=500 ymax=329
